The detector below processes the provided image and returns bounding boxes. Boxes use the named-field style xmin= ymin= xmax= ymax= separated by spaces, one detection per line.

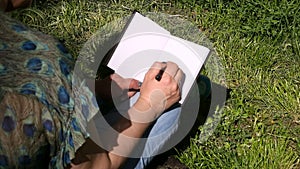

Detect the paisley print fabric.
xmin=0 ymin=13 xmax=99 ymax=168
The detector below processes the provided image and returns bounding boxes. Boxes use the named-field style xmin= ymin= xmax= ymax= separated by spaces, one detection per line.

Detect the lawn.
xmin=9 ymin=0 xmax=300 ymax=168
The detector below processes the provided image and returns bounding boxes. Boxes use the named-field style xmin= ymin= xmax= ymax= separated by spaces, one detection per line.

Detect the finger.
xmin=150 ymin=61 xmax=163 ymax=70
xmin=174 ymin=69 xmax=184 ymax=90
xmin=164 ymin=61 xmax=179 ymax=78
xmin=147 ymin=61 xmax=165 ymax=77
xmin=129 ymin=79 xmax=140 ymax=89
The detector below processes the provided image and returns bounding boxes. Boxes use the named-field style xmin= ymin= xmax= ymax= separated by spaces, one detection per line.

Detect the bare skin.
xmin=70 ymin=61 xmax=183 ymax=169
xmin=0 ymin=2 xmax=184 ymax=166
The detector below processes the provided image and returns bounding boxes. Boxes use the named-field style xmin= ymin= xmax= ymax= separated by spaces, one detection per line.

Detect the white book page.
xmin=107 ymin=12 xmax=170 ymax=76
xmin=122 ymin=12 xmax=170 ymax=37
xmin=107 ymin=12 xmax=210 ymax=104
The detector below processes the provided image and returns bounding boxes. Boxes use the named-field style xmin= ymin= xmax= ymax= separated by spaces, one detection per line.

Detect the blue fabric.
xmin=0 ymin=12 xmax=99 ymax=168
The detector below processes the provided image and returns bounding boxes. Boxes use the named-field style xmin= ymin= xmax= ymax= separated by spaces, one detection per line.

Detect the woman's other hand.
xmin=94 ymin=73 xmax=140 ymax=103
xmin=110 ymin=73 xmax=140 ymax=99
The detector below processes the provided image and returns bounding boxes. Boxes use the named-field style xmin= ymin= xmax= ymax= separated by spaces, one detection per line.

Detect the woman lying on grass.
xmin=0 ymin=1 xmax=184 ymax=168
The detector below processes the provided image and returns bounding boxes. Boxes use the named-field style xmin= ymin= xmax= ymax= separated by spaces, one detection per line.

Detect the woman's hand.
xmin=110 ymin=73 xmax=140 ymax=99
xmin=131 ymin=61 xmax=184 ymax=122
xmin=94 ymin=73 xmax=140 ymax=103
xmin=72 ymin=62 xmax=184 ymax=169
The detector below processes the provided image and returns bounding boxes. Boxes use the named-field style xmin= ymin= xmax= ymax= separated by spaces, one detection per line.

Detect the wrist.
xmin=126 ymin=98 xmax=161 ymax=124
xmin=133 ymin=97 xmax=151 ymax=112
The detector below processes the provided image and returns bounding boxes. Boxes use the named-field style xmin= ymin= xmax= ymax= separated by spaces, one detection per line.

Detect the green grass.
xmin=179 ymin=135 xmax=299 ymax=168
xmin=8 ymin=0 xmax=300 ymax=168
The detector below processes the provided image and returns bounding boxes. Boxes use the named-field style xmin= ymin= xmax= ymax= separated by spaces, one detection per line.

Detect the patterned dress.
xmin=0 ymin=13 xmax=99 ymax=168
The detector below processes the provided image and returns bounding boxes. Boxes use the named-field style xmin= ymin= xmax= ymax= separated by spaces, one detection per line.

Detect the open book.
xmin=103 ymin=11 xmax=210 ymax=104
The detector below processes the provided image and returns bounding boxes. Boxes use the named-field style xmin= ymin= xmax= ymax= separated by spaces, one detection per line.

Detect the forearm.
xmin=72 ymin=105 xmax=153 ymax=169
xmin=107 ymin=115 xmax=151 ymax=168
xmin=105 ymin=97 xmax=162 ymax=168
xmin=72 ymin=61 xmax=183 ymax=168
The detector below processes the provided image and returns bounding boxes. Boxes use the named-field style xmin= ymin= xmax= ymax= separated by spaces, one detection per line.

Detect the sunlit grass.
xmin=8 ymin=0 xmax=300 ymax=168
